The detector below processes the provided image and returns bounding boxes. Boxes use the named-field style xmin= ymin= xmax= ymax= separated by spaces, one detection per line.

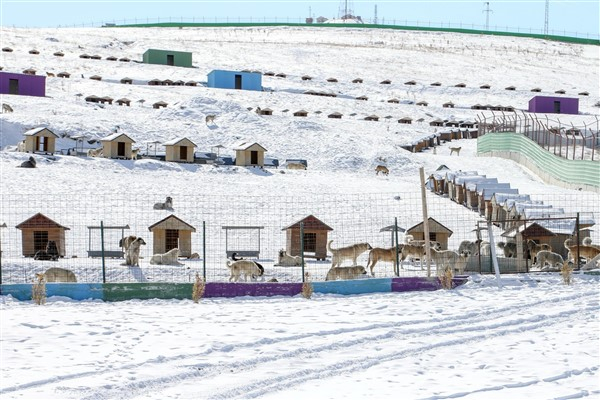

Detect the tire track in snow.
xmin=76 ymin=302 xmax=598 ymax=400
xmin=207 ymin=306 xmax=599 ymax=399
xmin=2 ymin=290 xmax=596 ymax=399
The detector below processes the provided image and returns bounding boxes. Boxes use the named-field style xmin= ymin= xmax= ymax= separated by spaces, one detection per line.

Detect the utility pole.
xmin=483 ymin=2 xmax=493 ymax=31
xmin=544 ymin=0 xmax=549 ymax=36
xmin=374 ymin=4 xmax=378 ymax=25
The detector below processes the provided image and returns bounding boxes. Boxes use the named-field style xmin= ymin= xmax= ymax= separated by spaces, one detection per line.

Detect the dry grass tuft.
xmin=301 ymin=272 xmax=313 ymax=299
xmin=192 ymin=273 xmax=206 ymax=303
xmin=439 ymin=267 xmax=454 ymax=290
xmin=561 ymin=261 xmax=573 ymax=285
xmin=32 ymin=273 xmax=47 ymax=305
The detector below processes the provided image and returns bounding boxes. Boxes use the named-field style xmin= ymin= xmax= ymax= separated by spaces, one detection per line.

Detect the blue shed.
xmin=207 ymin=70 xmax=262 ymax=91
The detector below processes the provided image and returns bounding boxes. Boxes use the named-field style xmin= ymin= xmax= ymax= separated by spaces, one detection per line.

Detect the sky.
xmin=0 ymin=0 xmax=598 ymax=38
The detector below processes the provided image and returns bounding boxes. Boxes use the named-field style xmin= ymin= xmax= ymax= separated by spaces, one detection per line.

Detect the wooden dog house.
xmin=16 ymin=213 xmax=69 ymax=257
xmin=100 ymin=132 xmax=135 ymax=159
xmin=148 ymin=214 xmax=196 ymax=258
xmin=406 ymin=217 xmax=453 ymax=250
xmin=164 ymin=137 xmax=196 ymax=163
xmin=233 ymin=141 xmax=267 ymax=167
xmin=23 ymin=127 xmax=59 ymax=154
xmin=282 ymin=215 xmax=333 ymax=260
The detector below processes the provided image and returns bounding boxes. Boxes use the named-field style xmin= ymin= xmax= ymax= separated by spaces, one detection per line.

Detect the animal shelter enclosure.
xmin=0 ymin=191 xmax=597 ymax=285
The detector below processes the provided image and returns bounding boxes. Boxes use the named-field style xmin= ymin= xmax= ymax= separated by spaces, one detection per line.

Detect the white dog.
xmin=149 ymin=248 xmax=183 ymax=265
xmin=153 ymin=196 xmax=173 ymax=210
xmin=226 ymin=259 xmax=263 ymax=282
xmin=122 ymin=237 xmax=146 ymax=267
xmin=534 ymin=250 xmax=565 ymax=272
xmin=205 ymin=114 xmax=216 ymax=124
xmin=429 ymin=248 xmax=469 ymax=274
xmin=43 ymin=267 xmax=77 ymax=283
xmin=277 ymin=249 xmax=304 ymax=267
xmin=87 ymin=147 xmax=103 ymax=157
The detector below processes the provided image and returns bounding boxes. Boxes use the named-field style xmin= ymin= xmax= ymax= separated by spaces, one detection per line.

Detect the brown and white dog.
xmin=366 ymin=246 xmax=402 ymax=276
xmin=226 ymin=259 xmax=264 ymax=282
xmin=43 ymin=267 xmax=77 ymax=282
xmin=325 ymin=265 xmax=367 ymax=281
xmin=122 ymin=237 xmax=146 ymax=267
xmin=527 ymin=240 xmax=552 ymax=263
xmin=277 ymin=249 xmax=304 ymax=267
xmin=498 ymin=241 xmax=518 ymax=258
xmin=327 ymin=240 xmax=372 ymax=268
xmin=375 ymin=165 xmax=389 ymax=175
xmin=564 ymin=238 xmax=600 ymax=265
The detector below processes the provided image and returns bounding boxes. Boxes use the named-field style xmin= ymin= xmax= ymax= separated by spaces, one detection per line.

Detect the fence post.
xmin=576 ymin=213 xmax=580 ymax=269
xmin=100 ymin=220 xmax=106 ymax=283
xmin=419 ymin=167 xmax=432 ymax=277
xmin=300 ymin=222 xmax=305 ymax=282
xmin=394 ymin=217 xmax=400 ymax=277
xmin=486 ymin=221 xmax=502 ymax=288
xmin=203 ymin=221 xmax=206 ymax=281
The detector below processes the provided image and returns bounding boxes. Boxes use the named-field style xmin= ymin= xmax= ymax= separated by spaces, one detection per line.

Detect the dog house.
xmin=164 ymin=137 xmax=196 ymax=163
xmin=153 ymin=101 xmax=168 ymax=109
xmin=293 ymin=110 xmax=308 ymax=117
xmin=16 ymin=213 xmax=69 ymax=257
xmin=406 ymin=217 xmax=453 ymax=250
xmin=398 ymin=117 xmax=412 ymax=124
xmin=23 ymin=127 xmax=59 ymax=154
xmin=148 ymin=214 xmax=196 ymax=258
xmin=233 ymin=141 xmax=266 ymax=167
xmin=100 ymin=132 xmax=135 ymax=159
xmin=207 ymin=70 xmax=262 ymax=91
xmin=282 ymin=215 xmax=333 ymax=260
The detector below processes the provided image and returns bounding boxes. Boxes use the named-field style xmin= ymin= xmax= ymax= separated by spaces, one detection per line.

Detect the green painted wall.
xmin=142 ymin=49 xmax=193 ymax=67
xmin=477 ymin=133 xmax=600 ymax=190
xmin=112 ymin=23 xmax=599 ymax=46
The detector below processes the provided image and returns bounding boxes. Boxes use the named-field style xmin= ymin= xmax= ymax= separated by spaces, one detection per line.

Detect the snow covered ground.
xmin=0 ymin=25 xmax=599 ymax=399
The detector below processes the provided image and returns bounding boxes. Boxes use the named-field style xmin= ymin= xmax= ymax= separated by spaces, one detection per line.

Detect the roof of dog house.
xmin=16 ymin=213 xmax=70 ymax=230
xmin=406 ymin=217 xmax=453 ymax=235
xmin=282 ymin=215 xmax=333 ymax=231
xmin=23 ymin=127 xmax=58 ymax=138
xmin=163 ymin=137 xmax=197 ymax=147
xmin=100 ymin=132 xmax=135 ymax=143
xmin=233 ymin=141 xmax=267 ymax=152
xmin=148 ymin=214 xmax=196 ymax=232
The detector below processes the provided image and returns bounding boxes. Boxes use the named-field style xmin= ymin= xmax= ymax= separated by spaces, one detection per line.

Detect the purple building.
xmin=528 ymin=95 xmax=578 ymax=115
xmin=0 ymin=71 xmax=46 ymax=97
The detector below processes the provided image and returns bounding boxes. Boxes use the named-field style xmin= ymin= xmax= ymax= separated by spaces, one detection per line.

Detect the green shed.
xmin=142 ymin=49 xmax=192 ymax=68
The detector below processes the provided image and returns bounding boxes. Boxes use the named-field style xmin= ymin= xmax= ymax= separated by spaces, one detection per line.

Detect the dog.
xmin=87 ymin=147 xmax=103 ymax=157
xmin=19 ymin=156 xmax=37 ymax=168
xmin=366 ymin=246 xmax=402 ymax=276
xmin=205 ymin=114 xmax=216 ymax=124
xmin=564 ymin=238 xmax=600 ymax=265
xmin=450 ymin=146 xmax=461 ymax=156
xmin=2 ymin=103 xmax=14 ymax=113
xmin=534 ymin=250 xmax=566 ymax=272
xmin=325 ymin=265 xmax=367 ymax=281
xmin=122 ymin=237 xmax=146 ymax=266
xmin=33 ymin=240 xmax=59 ymax=261
xmin=526 ymin=240 xmax=552 ymax=263
xmin=149 ymin=248 xmax=183 ymax=265
xmin=277 ymin=249 xmax=304 ymax=267
xmin=17 ymin=140 xmax=26 ymax=152
xmin=43 ymin=267 xmax=77 ymax=282
xmin=429 ymin=248 xmax=469 ymax=275
xmin=458 ymin=239 xmax=482 ymax=257
xmin=375 ymin=165 xmax=389 ymax=175
xmin=188 ymin=252 xmax=200 ymax=259
xmin=498 ymin=241 xmax=518 ymax=258
xmin=131 ymin=148 xmax=139 ymax=160
xmin=286 ymin=162 xmax=306 ymax=170
xmin=226 ymin=259 xmax=263 ymax=282
xmin=119 ymin=235 xmax=137 ymax=250
xmin=153 ymin=196 xmax=173 ymax=210
xmin=46 ymin=72 xmax=55 ymax=77
xmin=327 ymin=240 xmax=372 ymax=268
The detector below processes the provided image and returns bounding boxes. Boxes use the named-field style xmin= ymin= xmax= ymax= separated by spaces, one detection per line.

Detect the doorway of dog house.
xmin=165 ymin=229 xmax=179 ymax=251
xmin=33 ymin=231 xmax=48 ymax=253
xmin=303 ymin=232 xmax=317 ymax=253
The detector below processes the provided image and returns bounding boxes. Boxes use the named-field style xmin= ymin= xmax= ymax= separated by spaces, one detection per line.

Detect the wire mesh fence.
xmin=0 ymin=191 xmax=597 ymax=284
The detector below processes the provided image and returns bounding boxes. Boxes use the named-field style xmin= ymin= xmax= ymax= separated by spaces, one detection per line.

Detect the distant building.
xmin=142 ymin=49 xmax=193 ymax=68
xmin=528 ymin=96 xmax=578 ymax=115
xmin=0 ymin=71 xmax=45 ymax=97
xmin=207 ymin=70 xmax=262 ymax=91
xmin=233 ymin=141 xmax=267 ymax=167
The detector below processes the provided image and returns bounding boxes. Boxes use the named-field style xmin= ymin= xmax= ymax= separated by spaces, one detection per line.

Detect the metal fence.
xmin=0 ymin=191 xmax=597 ymax=285
xmin=477 ymin=112 xmax=600 ymax=161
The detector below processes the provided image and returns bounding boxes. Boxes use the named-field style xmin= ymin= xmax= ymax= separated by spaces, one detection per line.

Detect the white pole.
xmin=419 ymin=167 xmax=432 ymax=277
xmin=486 ymin=221 xmax=502 ymax=288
